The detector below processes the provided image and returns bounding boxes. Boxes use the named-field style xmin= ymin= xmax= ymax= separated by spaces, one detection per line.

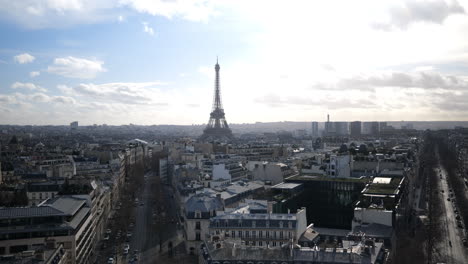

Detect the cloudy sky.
xmin=1 ymin=0 xmax=468 ymax=125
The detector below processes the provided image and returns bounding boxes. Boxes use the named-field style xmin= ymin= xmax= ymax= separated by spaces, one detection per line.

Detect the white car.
xmin=107 ymin=257 xmax=114 ymax=264
xmin=124 ymin=244 xmax=130 ymax=250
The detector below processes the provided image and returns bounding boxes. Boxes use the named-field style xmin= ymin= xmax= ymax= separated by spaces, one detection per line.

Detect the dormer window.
xmin=195 ymin=210 xmax=201 ymax=218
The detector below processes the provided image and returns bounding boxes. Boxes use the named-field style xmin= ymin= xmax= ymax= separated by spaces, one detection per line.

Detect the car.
xmin=123 ymin=248 xmax=129 ymax=255
xmin=133 ymin=249 xmax=139 ymax=254
xmin=133 ymin=254 xmax=139 ymax=261
xmin=140 ymin=202 xmax=144 ymax=206
xmin=103 ymin=235 xmax=110 ymax=241
xmin=124 ymin=244 xmax=130 ymax=250
xmin=127 ymin=232 xmax=132 ymax=237
xmin=106 ymin=229 xmax=112 ymax=234
xmin=107 ymin=257 xmax=114 ymax=264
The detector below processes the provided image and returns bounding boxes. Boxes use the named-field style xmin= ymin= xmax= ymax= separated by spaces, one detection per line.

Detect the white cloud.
xmin=11 ymin=82 xmax=47 ymax=92
xmin=142 ymin=22 xmax=154 ymax=35
xmin=372 ymin=0 xmax=466 ymax=31
xmin=14 ymin=53 xmax=35 ymax=64
xmin=30 ymin=71 xmax=40 ymax=77
xmin=121 ymin=0 xmax=216 ymax=21
xmin=47 ymin=56 xmax=106 ymax=79
xmin=0 ymin=0 xmax=218 ymax=29
xmin=65 ymin=81 xmax=166 ymax=104
xmin=118 ymin=15 xmax=124 ymax=22
xmin=311 ymin=71 xmax=468 ymax=91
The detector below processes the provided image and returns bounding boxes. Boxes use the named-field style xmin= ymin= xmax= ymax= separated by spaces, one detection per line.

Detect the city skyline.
xmin=2 ymin=0 xmax=468 ymax=125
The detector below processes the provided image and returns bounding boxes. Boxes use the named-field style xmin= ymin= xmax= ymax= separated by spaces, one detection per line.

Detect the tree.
xmin=358 ymin=144 xmax=368 ymax=155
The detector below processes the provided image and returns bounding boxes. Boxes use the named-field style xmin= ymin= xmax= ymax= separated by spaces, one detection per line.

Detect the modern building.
xmin=0 ymin=195 xmax=95 ymax=264
xmin=70 ymin=122 xmax=78 ymax=130
xmin=0 ymin=242 xmax=68 ymax=264
xmin=311 ymin=122 xmax=319 ymax=137
xmin=285 ymin=175 xmax=367 ymax=229
xmin=362 ymin=122 xmax=380 ymax=136
xmin=350 ymin=121 xmax=362 ymax=138
xmin=324 ymin=115 xmax=348 ymax=136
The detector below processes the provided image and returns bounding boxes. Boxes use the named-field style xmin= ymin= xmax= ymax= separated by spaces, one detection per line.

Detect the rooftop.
xmin=363 ymin=176 xmax=404 ymax=195
xmin=0 ymin=196 xmax=87 ymax=220
xmin=286 ymin=175 xmax=368 ymax=183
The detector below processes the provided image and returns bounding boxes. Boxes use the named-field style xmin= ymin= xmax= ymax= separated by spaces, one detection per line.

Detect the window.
xmin=272 ymin=242 xmax=277 ymax=247
xmin=231 ymin=231 xmax=235 ymax=238
xmin=266 ymin=231 xmax=269 ymax=238
xmin=273 ymin=231 xmax=276 ymax=239
xmin=280 ymin=231 xmax=283 ymax=239
xmin=288 ymin=232 xmax=292 ymax=239
xmin=252 ymin=231 xmax=256 ymax=238
xmin=238 ymin=231 xmax=242 ymax=238
xmin=259 ymin=231 xmax=263 ymax=238
xmin=259 ymin=241 xmax=263 ymax=247
xmin=196 ymin=233 xmax=201 ymax=241
xmin=195 ymin=221 xmax=201 ymax=230
xmin=195 ymin=210 xmax=201 ymax=218
xmin=279 ymin=242 xmax=283 ymax=246
xmin=245 ymin=231 xmax=249 ymax=238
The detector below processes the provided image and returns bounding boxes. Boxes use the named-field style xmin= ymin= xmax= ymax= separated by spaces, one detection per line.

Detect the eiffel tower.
xmin=200 ymin=59 xmax=233 ymax=141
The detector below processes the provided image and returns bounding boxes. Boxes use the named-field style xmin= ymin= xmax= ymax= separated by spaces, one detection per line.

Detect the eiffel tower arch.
xmin=200 ymin=59 xmax=233 ymax=142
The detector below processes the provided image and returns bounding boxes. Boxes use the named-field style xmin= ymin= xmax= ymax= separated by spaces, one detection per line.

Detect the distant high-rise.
xmin=324 ymin=114 xmax=348 ymax=136
xmin=362 ymin=121 xmax=379 ymax=136
xmin=334 ymin=122 xmax=349 ymax=136
xmin=350 ymin=121 xmax=362 ymax=138
xmin=70 ymin=121 xmax=78 ymax=130
xmin=200 ymin=59 xmax=233 ymax=141
xmin=311 ymin=122 xmax=319 ymax=137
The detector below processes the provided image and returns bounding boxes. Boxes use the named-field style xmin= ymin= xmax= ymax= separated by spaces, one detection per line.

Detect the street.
xmin=95 ymin=169 xmax=187 ymax=264
xmin=435 ymin=163 xmax=468 ymax=264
